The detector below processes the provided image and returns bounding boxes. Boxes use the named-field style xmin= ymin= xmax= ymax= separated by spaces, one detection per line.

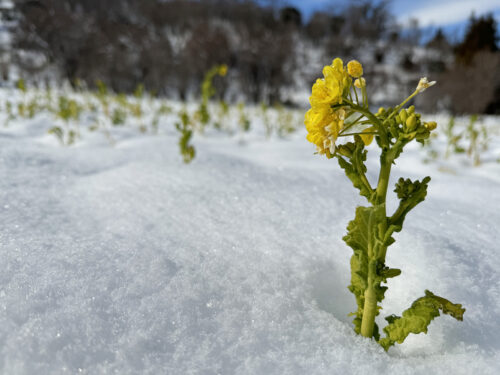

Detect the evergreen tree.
xmin=455 ymin=13 xmax=498 ymax=64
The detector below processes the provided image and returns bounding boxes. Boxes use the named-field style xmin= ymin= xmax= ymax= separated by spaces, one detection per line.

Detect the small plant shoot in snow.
xmin=175 ymin=109 xmax=195 ymax=163
xmin=197 ymin=64 xmax=228 ymax=129
xmin=304 ymin=58 xmax=465 ymax=351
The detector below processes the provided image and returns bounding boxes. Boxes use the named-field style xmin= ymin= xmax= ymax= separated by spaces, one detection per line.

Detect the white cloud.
xmin=398 ymin=0 xmax=500 ymax=27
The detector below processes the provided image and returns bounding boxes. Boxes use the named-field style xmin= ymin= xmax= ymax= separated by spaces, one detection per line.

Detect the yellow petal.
xmin=360 ymin=126 xmax=376 ymax=145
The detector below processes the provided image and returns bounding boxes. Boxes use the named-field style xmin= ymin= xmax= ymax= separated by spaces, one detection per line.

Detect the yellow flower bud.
xmin=347 ymin=60 xmax=363 ymax=78
xmin=218 ymin=64 xmax=228 ymax=76
xmin=354 ymin=77 xmax=366 ymax=88
xmin=406 ymin=114 xmax=417 ymax=131
xmin=399 ymin=109 xmax=408 ymax=123
xmin=407 ymin=105 xmax=415 ymax=114
xmin=425 ymin=121 xmax=437 ymax=130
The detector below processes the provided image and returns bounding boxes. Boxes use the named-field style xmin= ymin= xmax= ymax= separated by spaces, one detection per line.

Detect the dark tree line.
xmin=422 ymin=14 xmax=500 ymax=114
xmin=10 ymin=0 xmax=500 ymax=113
xmin=12 ymin=0 xmax=397 ymax=103
xmin=13 ymin=0 xmax=297 ymax=102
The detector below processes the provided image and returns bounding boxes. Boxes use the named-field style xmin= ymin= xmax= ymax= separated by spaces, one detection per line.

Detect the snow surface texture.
xmin=0 ymin=111 xmax=500 ymax=375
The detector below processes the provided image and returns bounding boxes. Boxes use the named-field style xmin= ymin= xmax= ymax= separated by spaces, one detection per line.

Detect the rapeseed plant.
xmin=151 ymin=103 xmax=171 ymax=134
xmin=237 ymin=102 xmax=251 ymax=133
xmin=214 ymin=100 xmax=230 ymax=132
xmin=259 ymin=102 xmax=272 ymax=138
xmin=48 ymin=95 xmax=83 ymax=145
xmin=175 ymin=109 xmax=195 ymax=163
xmin=4 ymin=100 xmax=14 ymax=127
xmin=16 ymin=79 xmax=28 ymax=118
xmin=276 ymin=104 xmax=296 ymax=137
xmin=425 ymin=115 xmax=491 ymax=167
xmin=197 ymin=64 xmax=227 ymax=129
xmin=465 ymin=115 xmax=489 ymax=166
xmin=305 ymin=58 xmax=465 ymax=350
xmin=131 ymin=84 xmax=146 ymax=133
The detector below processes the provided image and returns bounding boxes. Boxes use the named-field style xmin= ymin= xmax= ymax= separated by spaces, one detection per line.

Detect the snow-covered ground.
xmin=0 ymin=102 xmax=500 ymax=374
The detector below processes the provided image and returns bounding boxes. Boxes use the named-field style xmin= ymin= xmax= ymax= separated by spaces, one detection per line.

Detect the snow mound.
xmin=0 ymin=116 xmax=499 ymax=374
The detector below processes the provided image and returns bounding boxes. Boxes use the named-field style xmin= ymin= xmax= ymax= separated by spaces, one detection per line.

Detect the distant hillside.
xmin=4 ymin=0 xmax=500 ymax=113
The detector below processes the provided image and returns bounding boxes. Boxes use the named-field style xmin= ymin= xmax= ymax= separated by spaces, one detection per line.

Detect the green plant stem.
xmin=338 ymin=131 xmax=377 ymax=137
xmin=338 ymin=114 xmax=364 ymax=135
xmin=343 ymin=99 xmax=389 ymax=147
xmin=361 ymin=86 xmax=368 ymax=108
xmin=360 ymin=149 xmax=393 ymax=338
xmin=384 ymin=90 xmax=419 ymax=123
xmin=360 ymin=285 xmax=378 ymax=337
xmin=375 ymin=154 xmax=392 ymax=204
xmin=353 ymin=86 xmax=360 ymax=105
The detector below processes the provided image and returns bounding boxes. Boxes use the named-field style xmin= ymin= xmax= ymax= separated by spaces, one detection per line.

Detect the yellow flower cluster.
xmin=304 ymin=58 xmax=351 ymax=157
xmin=218 ymin=64 xmax=228 ymax=77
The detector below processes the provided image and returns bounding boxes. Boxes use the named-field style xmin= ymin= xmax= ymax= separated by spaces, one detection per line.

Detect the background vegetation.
xmin=5 ymin=0 xmax=500 ymax=114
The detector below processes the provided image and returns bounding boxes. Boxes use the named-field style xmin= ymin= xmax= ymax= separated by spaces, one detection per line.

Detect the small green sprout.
xmin=260 ymin=102 xmax=272 ymax=137
xmin=131 ymin=84 xmax=145 ymax=132
xmin=196 ymin=64 xmax=227 ymax=129
xmin=275 ymin=104 xmax=296 ymax=137
xmin=112 ymin=108 xmax=127 ymax=126
xmin=214 ymin=100 xmax=230 ymax=131
xmin=175 ymin=109 xmax=196 ymax=163
xmin=425 ymin=115 xmax=492 ymax=167
xmin=465 ymin=115 xmax=489 ymax=166
xmin=151 ymin=103 xmax=171 ymax=134
xmin=95 ymin=80 xmax=110 ymax=118
xmin=237 ymin=102 xmax=251 ymax=133
xmin=4 ymin=100 xmax=15 ymax=127
xmin=445 ymin=117 xmax=465 ymax=157
xmin=49 ymin=95 xmax=83 ymax=145
xmin=16 ymin=78 xmax=26 ymax=93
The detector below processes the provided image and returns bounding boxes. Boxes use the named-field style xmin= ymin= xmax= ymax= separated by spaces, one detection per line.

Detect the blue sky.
xmin=283 ymin=0 xmax=500 ymax=40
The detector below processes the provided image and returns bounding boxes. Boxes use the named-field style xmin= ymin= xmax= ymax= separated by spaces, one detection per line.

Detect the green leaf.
xmin=378 ymin=266 xmax=401 ymax=280
xmin=390 ymin=177 xmax=431 ymax=229
xmin=67 ymin=130 xmax=77 ymax=145
xmin=379 ymin=290 xmax=465 ymax=351
xmin=337 ymin=139 xmax=374 ymax=203
xmin=344 ymin=205 xmax=386 ymax=257
xmin=344 ymin=205 xmax=387 ymax=328
xmin=48 ymin=126 xmax=64 ymax=145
